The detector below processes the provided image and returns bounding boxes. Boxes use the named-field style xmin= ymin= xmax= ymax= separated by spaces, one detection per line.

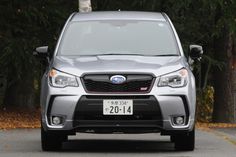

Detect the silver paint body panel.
xmin=41 ymin=11 xmax=196 ymax=133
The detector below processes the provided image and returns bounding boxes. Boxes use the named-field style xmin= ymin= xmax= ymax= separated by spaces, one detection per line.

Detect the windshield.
xmin=58 ymin=20 xmax=179 ymax=56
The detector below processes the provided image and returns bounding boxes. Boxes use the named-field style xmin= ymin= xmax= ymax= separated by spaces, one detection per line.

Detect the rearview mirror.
xmin=33 ymin=46 xmax=49 ymax=57
xmin=189 ymin=45 xmax=203 ymax=60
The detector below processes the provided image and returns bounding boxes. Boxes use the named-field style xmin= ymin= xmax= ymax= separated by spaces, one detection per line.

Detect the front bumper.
xmin=41 ymin=74 xmax=196 ymax=134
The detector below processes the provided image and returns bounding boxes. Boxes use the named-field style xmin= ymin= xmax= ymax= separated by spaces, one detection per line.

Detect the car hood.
xmin=52 ymin=55 xmax=187 ymax=77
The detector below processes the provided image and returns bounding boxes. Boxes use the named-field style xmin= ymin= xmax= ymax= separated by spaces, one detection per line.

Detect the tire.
xmin=174 ymin=128 xmax=195 ymax=151
xmin=41 ymin=126 xmax=67 ymax=151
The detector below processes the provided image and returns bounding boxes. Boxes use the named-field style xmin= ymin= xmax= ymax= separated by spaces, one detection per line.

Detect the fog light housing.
xmin=173 ymin=116 xmax=185 ymax=125
xmin=51 ymin=116 xmax=63 ymax=125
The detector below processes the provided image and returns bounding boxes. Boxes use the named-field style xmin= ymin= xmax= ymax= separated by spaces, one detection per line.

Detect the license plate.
xmin=103 ymin=99 xmax=133 ymax=115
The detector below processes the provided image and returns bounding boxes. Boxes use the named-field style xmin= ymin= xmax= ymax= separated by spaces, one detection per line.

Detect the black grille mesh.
xmin=82 ymin=74 xmax=154 ymax=93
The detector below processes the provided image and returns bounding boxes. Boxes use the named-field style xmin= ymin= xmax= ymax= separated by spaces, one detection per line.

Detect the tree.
xmin=79 ymin=0 xmax=92 ymax=12
xmin=0 ymin=0 xmax=77 ymax=108
xmin=1 ymin=0 xmax=236 ymax=122
xmin=91 ymin=0 xmax=236 ymax=122
xmin=212 ymin=1 xmax=236 ymax=122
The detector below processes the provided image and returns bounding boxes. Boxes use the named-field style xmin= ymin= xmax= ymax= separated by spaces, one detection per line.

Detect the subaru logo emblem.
xmin=110 ymin=75 xmax=126 ymax=84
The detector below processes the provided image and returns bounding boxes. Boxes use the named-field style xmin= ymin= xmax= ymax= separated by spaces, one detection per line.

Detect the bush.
xmin=196 ymin=86 xmax=214 ymax=122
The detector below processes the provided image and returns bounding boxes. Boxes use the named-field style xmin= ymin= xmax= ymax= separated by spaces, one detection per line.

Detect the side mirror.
xmin=189 ymin=45 xmax=203 ymax=60
xmin=33 ymin=46 xmax=49 ymax=57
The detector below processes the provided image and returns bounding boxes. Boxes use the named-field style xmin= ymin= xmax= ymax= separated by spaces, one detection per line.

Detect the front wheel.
xmin=174 ymin=128 xmax=195 ymax=151
xmin=41 ymin=126 xmax=68 ymax=151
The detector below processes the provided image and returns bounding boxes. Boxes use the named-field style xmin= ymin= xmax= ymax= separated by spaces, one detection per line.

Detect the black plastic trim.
xmin=180 ymin=95 xmax=190 ymax=125
xmin=73 ymin=95 xmax=163 ymax=131
xmin=81 ymin=73 xmax=155 ymax=94
xmin=46 ymin=95 xmax=56 ymax=125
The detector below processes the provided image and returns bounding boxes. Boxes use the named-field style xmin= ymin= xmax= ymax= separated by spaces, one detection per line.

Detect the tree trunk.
xmin=212 ymin=33 xmax=236 ymax=123
xmin=78 ymin=0 xmax=92 ymax=12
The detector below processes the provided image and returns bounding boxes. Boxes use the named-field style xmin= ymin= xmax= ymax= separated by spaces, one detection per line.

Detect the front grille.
xmin=81 ymin=74 xmax=155 ymax=93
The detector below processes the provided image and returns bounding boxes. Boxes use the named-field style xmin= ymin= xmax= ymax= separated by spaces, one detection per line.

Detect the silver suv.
xmin=34 ymin=11 xmax=203 ymax=151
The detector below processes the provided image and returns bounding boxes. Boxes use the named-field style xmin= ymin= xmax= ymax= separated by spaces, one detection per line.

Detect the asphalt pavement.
xmin=0 ymin=128 xmax=236 ymax=157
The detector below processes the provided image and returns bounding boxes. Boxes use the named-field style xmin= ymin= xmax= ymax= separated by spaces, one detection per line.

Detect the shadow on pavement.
xmin=61 ymin=139 xmax=175 ymax=152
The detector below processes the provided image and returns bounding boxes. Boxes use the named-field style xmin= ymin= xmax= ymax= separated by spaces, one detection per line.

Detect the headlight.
xmin=158 ymin=68 xmax=188 ymax=88
xmin=48 ymin=69 xmax=78 ymax=88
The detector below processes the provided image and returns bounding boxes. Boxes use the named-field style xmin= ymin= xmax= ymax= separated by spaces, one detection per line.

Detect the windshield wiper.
xmin=79 ymin=53 xmax=147 ymax=56
xmin=153 ymin=54 xmax=179 ymax=56
xmin=78 ymin=53 xmax=179 ymax=57
xmin=95 ymin=53 xmax=147 ymax=56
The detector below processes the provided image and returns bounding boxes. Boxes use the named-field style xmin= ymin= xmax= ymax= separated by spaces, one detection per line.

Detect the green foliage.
xmin=0 ymin=1 xmax=77 ymax=82
xmin=0 ymin=0 xmax=77 ymax=106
